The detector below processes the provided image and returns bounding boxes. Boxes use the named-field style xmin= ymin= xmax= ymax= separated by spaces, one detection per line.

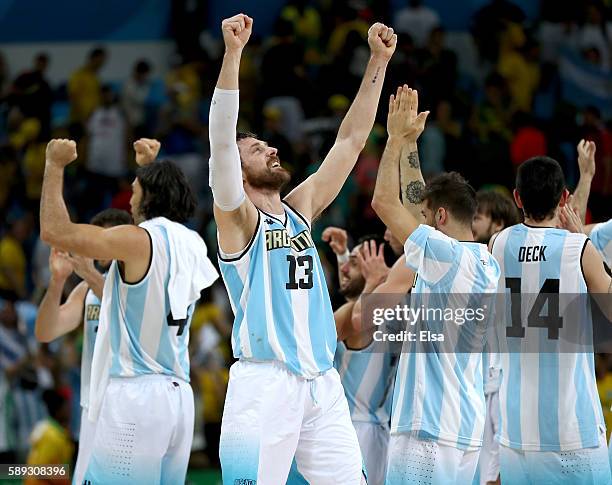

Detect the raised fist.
xmin=46 ymin=139 xmax=77 ymax=168
xmin=221 ymin=14 xmax=253 ymax=51
xmin=368 ymin=23 xmax=397 ymax=60
xmin=133 ymin=138 xmax=161 ymax=166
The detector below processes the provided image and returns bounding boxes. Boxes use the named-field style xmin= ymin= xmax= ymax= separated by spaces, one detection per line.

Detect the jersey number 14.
xmin=505 ymin=277 xmax=563 ymax=339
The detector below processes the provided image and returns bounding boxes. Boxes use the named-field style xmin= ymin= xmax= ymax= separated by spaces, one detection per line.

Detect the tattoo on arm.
xmin=405 ymin=181 xmax=425 ymax=204
xmin=371 ymin=67 xmax=381 ymax=84
xmin=407 ymin=150 xmax=419 ymax=169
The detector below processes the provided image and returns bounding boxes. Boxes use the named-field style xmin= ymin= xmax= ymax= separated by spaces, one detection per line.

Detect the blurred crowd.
xmin=0 ymin=0 xmax=611 ymax=474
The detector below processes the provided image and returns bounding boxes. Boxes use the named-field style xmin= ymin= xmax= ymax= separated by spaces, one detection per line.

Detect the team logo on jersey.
xmin=265 ymin=229 xmax=315 ymax=252
xmin=86 ymin=304 xmax=100 ymax=321
xmin=264 ymin=218 xmax=275 ymax=225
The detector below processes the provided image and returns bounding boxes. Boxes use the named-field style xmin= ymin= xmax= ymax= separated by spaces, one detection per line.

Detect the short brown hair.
xmin=422 ymin=172 xmax=477 ymax=226
xmin=476 ymin=190 xmax=521 ymax=228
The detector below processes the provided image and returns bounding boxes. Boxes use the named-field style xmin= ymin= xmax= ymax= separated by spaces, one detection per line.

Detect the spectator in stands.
xmin=261 ymin=18 xmax=308 ymax=103
xmin=122 ymin=59 xmax=152 ymax=138
xmin=498 ymin=25 xmax=541 ymax=111
xmin=25 ymin=388 xmax=72 ymax=485
xmin=471 ymin=0 xmax=525 ymax=62
xmin=84 ymin=85 xmax=127 ymax=214
xmin=0 ymin=214 xmax=32 ymax=300
xmin=578 ymin=106 xmax=612 ymax=219
xmin=469 ymin=72 xmax=514 ymax=187
xmin=0 ymin=145 xmax=19 ymax=217
xmin=87 ymin=86 xmax=127 ymax=178
xmin=394 ymin=0 xmax=440 ymax=47
xmin=280 ymin=0 xmax=323 ymax=63
xmin=416 ymin=27 xmax=457 ymax=108
xmin=68 ymin=47 xmax=107 ymax=137
xmin=0 ymin=298 xmax=46 ymax=460
xmin=578 ymin=2 xmax=611 ymax=71
xmin=11 ymin=53 xmax=52 ymax=138
xmin=510 ymin=112 xmax=548 ymax=169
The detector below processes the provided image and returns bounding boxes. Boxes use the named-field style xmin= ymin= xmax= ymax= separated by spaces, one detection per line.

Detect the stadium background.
xmin=0 ymin=0 xmax=611 ymax=483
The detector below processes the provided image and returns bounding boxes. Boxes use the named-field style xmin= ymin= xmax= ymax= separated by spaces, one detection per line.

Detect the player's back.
xmin=334 ymin=340 xmax=397 ymax=425
xmin=102 ymin=218 xmax=195 ymax=382
xmin=491 ymin=223 xmax=604 ymax=451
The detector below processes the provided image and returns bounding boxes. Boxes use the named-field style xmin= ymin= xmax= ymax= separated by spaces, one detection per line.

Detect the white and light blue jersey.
xmin=334 ymin=340 xmax=397 ymax=425
xmin=590 ymin=219 xmax=612 ymax=266
xmin=103 ymin=220 xmax=195 ymax=381
xmin=80 ymin=288 xmax=100 ymax=409
xmin=218 ymin=202 xmax=337 ymax=379
xmin=491 ymin=223 xmax=604 ymax=451
xmin=391 ymin=224 xmax=500 ymax=449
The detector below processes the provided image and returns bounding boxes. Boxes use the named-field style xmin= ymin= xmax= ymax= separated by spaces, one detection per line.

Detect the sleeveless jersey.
xmin=491 ymin=223 xmax=604 ymax=451
xmin=218 ymin=202 xmax=337 ymax=379
xmin=391 ymin=224 xmax=500 ymax=449
xmin=334 ymin=340 xmax=397 ymax=425
xmin=102 ymin=220 xmax=195 ymax=380
xmin=80 ymin=288 xmax=100 ymax=408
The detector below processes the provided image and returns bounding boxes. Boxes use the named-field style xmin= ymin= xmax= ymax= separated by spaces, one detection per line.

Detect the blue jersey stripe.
xmin=109 ymin=269 xmax=124 ymax=375
xmin=219 ymin=263 xmax=246 ymax=353
xmin=244 ymin=236 xmax=276 ymax=361
xmin=219 ymin=206 xmax=336 ymax=378
xmin=503 ymin=225 xmax=528 ymax=447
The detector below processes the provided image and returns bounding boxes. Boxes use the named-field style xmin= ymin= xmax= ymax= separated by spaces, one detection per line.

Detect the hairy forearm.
xmin=35 ymin=276 xmax=66 ymax=342
xmin=399 ymin=140 xmax=425 ymax=218
xmin=573 ymin=174 xmax=593 ymax=223
xmin=373 ymin=136 xmax=404 ymax=214
xmin=216 ymin=49 xmax=242 ymax=90
xmin=335 ymin=301 xmax=357 ymax=341
xmin=336 ymin=55 xmax=389 ymax=145
xmin=40 ymin=163 xmax=73 ymax=246
xmin=372 ymin=136 xmax=418 ymax=243
xmin=79 ymin=269 xmax=104 ymax=300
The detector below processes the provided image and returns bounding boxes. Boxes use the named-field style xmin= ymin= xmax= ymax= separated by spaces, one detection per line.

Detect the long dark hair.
xmin=136 ymin=160 xmax=196 ymax=223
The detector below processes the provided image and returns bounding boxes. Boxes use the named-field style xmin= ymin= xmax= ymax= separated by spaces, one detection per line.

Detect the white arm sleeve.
xmin=208 ymin=88 xmax=245 ymax=211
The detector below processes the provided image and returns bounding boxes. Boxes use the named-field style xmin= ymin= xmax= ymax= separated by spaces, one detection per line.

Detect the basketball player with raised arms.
xmin=209 ymin=12 xmax=396 ymax=485
xmin=39 ymin=138 xmax=218 ymax=484
xmin=372 ymin=86 xmax=501 ymax=484
xmin=34 ymin=207 xmax=132 ymax=485
xmin=490 ymin=155 xmax=612 ymax=484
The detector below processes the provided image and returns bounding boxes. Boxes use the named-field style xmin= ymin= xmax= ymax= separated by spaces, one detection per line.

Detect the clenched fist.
xmin=46 ymin=139 xmax=77 ymax=168
xmin=134 ymin=138 xmax=161 ymax=166
xmin=222 ymin=14 xmax=253 ymax=51
xmin=368 ymin=23 xmax=397 ymax=60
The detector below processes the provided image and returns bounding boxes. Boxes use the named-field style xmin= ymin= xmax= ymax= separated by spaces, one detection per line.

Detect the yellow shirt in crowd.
xmin=25 ymin=419 xmax=73 ymax=485
xmin=68 ymin=67 xmax=101 ymax=123
xmin=0 ymin=235 xmax=26 ymax=295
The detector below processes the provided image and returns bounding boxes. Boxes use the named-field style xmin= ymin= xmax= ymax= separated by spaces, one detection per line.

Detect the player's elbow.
xmin=41 ymin=226 xmax=69 ymax=249
xmin=40 ymin=226 xmax=58 ymax=246
xmin=34 ymin=323 xmax=53 ymax=343
xmin=371 ymin=196 xmax=390 ymax=218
